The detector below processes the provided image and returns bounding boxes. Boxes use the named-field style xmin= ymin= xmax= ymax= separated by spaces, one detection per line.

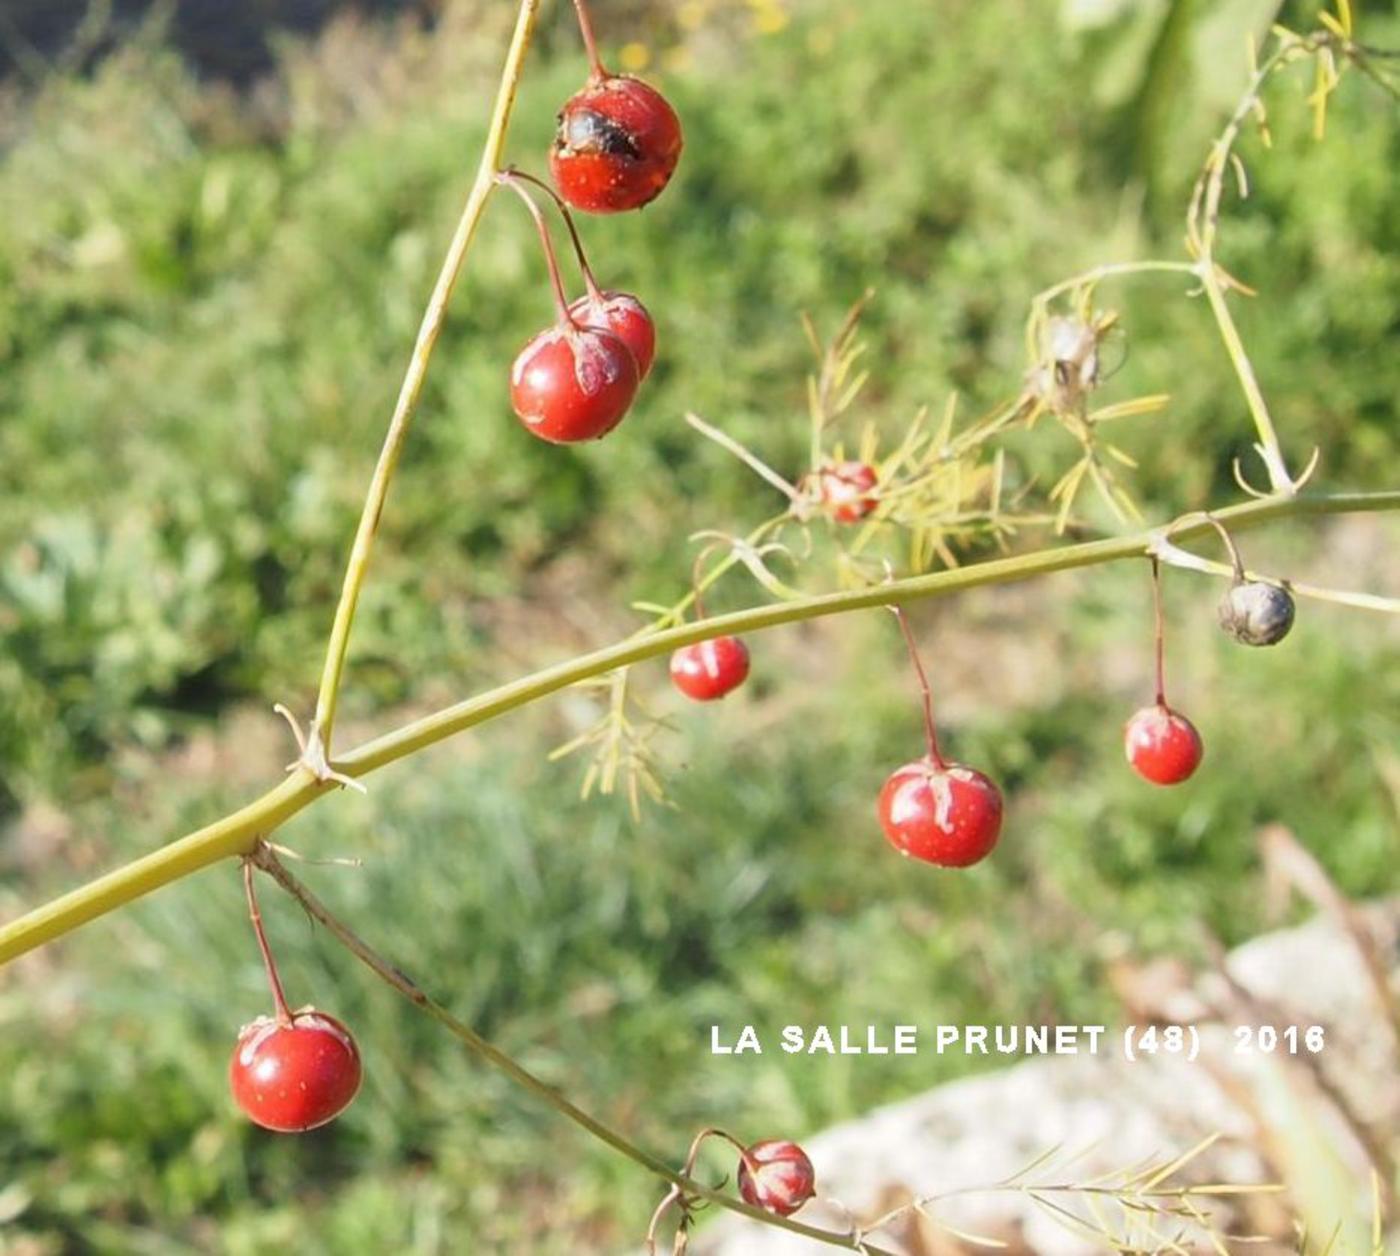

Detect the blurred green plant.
xmin=0 ymin=0 xmax=1399 ymax=1251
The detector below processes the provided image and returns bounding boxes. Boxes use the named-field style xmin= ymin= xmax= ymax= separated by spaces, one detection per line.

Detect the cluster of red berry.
xmin=225 ymin=0 xmax=884 ymax=1157
xmin=506 ymin=4 xmax=681 ymax=443
xmin=227 ymin=8 xmax=1299 ymax=1208
xmin=230 ymin=1 xmax=688 ymax=1136
xmin=670 ymin=533 xmax=1293 ymax=875
xmin=877 ymin=549 xmax=1295 ymax=869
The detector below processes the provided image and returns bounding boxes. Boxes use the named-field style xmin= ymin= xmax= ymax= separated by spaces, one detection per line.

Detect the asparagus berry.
xmin=500 ymin=172 xmax=640 ymax=443
xmin=1218 ymin=580 xmax=1295 ymax=646
xmin=670 ymin=636 xmax=750 ymax=702
xmin=817 ymin=460 xmax=879 ymax=523
xmin=878 ymin=608 xmax=1004 ymax=866
xmin=551 ymin=1 xmax=682 ymax=213
xmin=230 ymin=1012 xmax=363 ymax=1134
xmin=879 ymin=758 xmax=1004 ymax=866
xmin=1126 ymin=557 xmax=1203 ymax=785
xmin=737 ymin=1139 xmax=816 ymax=1218
xmin=232 ymin=862 xmax=362 ymax=1133
xmin=511 ymin=327 xmax=639 ymax=443
xmin=1124 ymin=705 xmax=1203 ymax=785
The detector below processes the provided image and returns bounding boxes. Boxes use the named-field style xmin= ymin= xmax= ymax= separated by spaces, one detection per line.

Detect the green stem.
xmin=309 ymin=0 xmax=544 ymax=753
xmin=1197 ymin=266 xmax=1295 ymax=493
xmin=255 ymin=848 xmax=900 ymax=1256
xmin=338 ymin=490 xmax=1398 ymax=776
xmin=0 ymin=772 xmax=321 ymax=963
xmin=3 ymin=490 xmax=1396 ymax=967
xmin=1030 ymin=259 xmax=1198 ymax=312
xmin=1184 ymin=32 xmax=1336 ymax=496
xmin=1154 ymin=542 xmax=1400 ymax=614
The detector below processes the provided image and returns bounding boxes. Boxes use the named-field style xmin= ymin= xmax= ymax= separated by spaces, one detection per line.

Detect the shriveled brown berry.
xmin=1218 ymin=581 xmax=1295 ymax=647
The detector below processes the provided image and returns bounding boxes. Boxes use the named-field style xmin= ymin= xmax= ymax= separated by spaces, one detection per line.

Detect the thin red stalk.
xmin=1150 ymin=556 xmax=1167 ymax=707
xmin=243 ymin=860 xmax=292 ymax=1024
xmin=571 ymin=0 xmax=608 ymax=79
xmin=892 ymin=606 xmax=944 ymax=768
xmin=496 ymin=172 xmax=575 ymax=327
xmin=1200 ymin=512 xmax=1246 ymax=581
xmin=507 ymin=167 xmax=605 ymax=304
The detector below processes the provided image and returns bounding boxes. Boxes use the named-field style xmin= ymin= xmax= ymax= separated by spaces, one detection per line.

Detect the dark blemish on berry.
xmin=557 ymin=108 xmax=641 ymax=160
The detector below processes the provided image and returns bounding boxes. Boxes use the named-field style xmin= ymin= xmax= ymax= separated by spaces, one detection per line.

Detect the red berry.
xmin=510 ymin=323 xmax=640 ymax=443
xmin=551 ymin=76 xmax=683 ymax=214
xmin=1124 ymin=703 xmax=1203 ymax=785
xmin=817 ymin=461 xmax=879 ymax=523
xmin=567 ymin=289 xmax=656 ymax=379
xmin=230 ymin=1011 xmax=362 ymax=1134
xmin=670 ymin=635 xmax=750 ymax=702
xmin=737 ymin=1140 xmax=816 ymax=1218
xmin=878 ymin=756 xmax=1004 ymax=867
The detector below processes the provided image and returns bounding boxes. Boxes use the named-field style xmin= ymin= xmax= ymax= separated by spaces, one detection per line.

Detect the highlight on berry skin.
xmin=736 ymin=1139 xmax=817 ymax=1218
xmin=669 ymin=635 xmax=751 ymax=702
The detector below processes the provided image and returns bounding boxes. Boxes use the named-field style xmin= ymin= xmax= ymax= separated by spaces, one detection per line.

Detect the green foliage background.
xmin=0 ymin=0 xmax=1397 ymax=1250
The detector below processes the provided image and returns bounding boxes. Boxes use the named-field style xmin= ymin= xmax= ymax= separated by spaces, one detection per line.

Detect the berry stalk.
xmin=1150 ymin=556 xmax=1168 ymax=707
xmin=891 ymin=606 xmax=944 ymax=768
xmin=243 ymin=860 xmax=293 ymax=1025
xmin=570 ymin=0 xmax=608 ymax=80
xmin=496 ymin=171 xmax=576 ymax=326
xmin=506 ymin=166 xmax=606 ymax=304
xmin=1126 ymin=557 xmax=1203 ymax=786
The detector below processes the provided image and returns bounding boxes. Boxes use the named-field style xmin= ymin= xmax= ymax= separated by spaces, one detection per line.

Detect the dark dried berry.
xmin=1218 ymin=581 xmax=1295 ymax=647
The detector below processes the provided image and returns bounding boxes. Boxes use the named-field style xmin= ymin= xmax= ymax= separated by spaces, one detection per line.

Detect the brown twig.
xmin=250 ymin=844 xmax=901 ymax=1256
